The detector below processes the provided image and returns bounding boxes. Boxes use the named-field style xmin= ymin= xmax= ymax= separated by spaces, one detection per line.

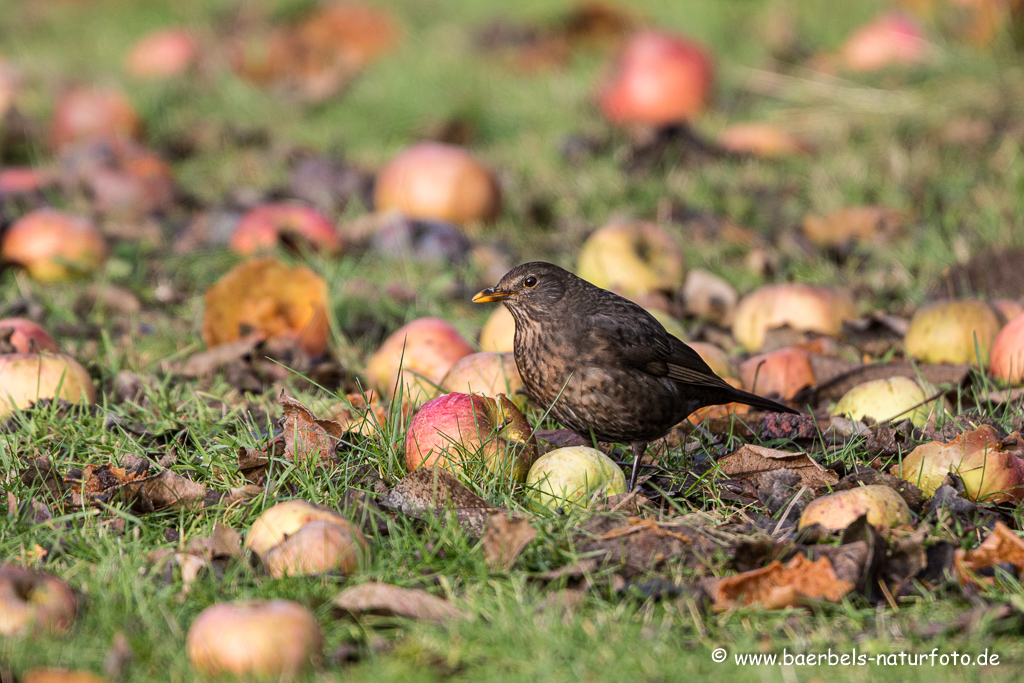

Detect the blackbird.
xmin=473 ymin=261 xmax=798 ymax=489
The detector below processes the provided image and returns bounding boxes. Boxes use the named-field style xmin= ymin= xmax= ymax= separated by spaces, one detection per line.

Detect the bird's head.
xmin=472 ymin=261 xmax=571 ymax=315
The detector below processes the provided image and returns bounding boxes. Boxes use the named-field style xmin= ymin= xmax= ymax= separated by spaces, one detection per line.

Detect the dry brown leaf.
xmin=708 ymin=554 xmax=854 ymax=610
xmin=280 ymin=394 xmax=347 ymax=463
xmin=715 ymin=444 xmax=839 ymax=489
xmin=332 ymin=582 xmax=467 ymax=623
xmin=177 ymin=336 xmax=261 ymax=377
xmin=481 ymin=514 xmax=537 ymax=571
xmin=955 ymin=522 xmax=1024 ymax=588
xmin=380 ymin=466 xmax=501 ymax=537
xmin=121 ymin=470 xmax=206 ymax=511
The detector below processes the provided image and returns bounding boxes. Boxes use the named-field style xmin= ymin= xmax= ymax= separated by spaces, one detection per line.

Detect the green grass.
xmin=6 ymin=0 xmax=1024 ymax=680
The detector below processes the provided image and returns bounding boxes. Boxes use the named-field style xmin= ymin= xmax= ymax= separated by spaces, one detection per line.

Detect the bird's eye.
xmin=523 ymin=276 xmax=538 ymax=288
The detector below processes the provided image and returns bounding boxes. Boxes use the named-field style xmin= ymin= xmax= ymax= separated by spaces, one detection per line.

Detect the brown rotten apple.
xmin=1 ymin=209 xmax=107 ymax=282
xmin=374 ymin=142 xmax=501 ymax=225
xmin=732 ymin=283 xmax=856 ymax=352
xmin=187 ymin=600 xmax=322 ymax=677
xmin=365 ymin=317 xmax=473 ymax=405
xmin=904 ymin=299 xmax=1000 ymax=366
xmin=0 ymin=353 xmax=96 ymax=418
xmin=576 ymin=221 xmax=685 ymax=300
xmin=405 ymin=392 xmax=536 ymax=480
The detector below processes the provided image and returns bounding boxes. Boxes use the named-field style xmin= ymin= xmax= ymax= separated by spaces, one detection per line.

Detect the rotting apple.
xmin=525 ymin=446 xmax=626 ymax=511
xmin=186 ymin=599 xmax=322 ymax=677
xmin=904 ymin=299 xmax=1000 ymax=366
xmin=798 ymin=485 xmax=912 ymax=530
xmin=681 ymin=268 xmax=737 ymax=326
xmin=405 ymin=392 xmax=536 ymax=481
xmin=738 ymin=347 xmax=814 ymax=401
xmin=125 ymin=28 xmax=199 ymax=79
xmin=0 ymin=353 xmax=97 ymax=418
xmin=229 ymin=203 xmax=341 ymax=255
xmin=0 ymin=209 xmax=107 ymax=282
xmin=839 ymin=12 xmax=931 ymax=73
xmin=244 ymin=499 xmax=353 ymax=558
xmin=576 ymin=221 xmax=685 ymax=300
xmin=374 ymin=142 xmax=501 ymax=225
xmin=365 ymin=317 xmax=474 ymax=405
xmin=732 ymin=283 xmax=856 ymax=352
xmin=598 ymin=30 xmax=714 ymax=128
xmin=831 ymin=376 xmax=938 ymax=428
xmin=0 ymin=565 xmax=77 ymax=637
xmin=263 ymin=519 xmax=371 ymax=578
xmin=0 ymin=318 xmax=59 ymax=353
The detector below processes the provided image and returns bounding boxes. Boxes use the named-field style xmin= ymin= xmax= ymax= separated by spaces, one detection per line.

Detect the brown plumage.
xmin=473 ymin=261 xmax=798 ymax=489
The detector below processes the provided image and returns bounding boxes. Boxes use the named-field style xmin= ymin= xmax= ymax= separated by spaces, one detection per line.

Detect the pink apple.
xmin=125 ymin=28 xmax=199 ymax=79
xmin=1 ymin=209 xmax=107 ymax=282
xmin=0 ymin=318 xmax=59 ymax=353
xmin=840 ymin=12 xmax=931 ymax=73
xmin=739 ymin=347 xmax=814 ymax=401
xmin=365 ymin=317 xmax=474 ymax=404
xmin=50 ymin=87 xmax=140 ymax=150
xmin=991 ymin=309 xmax=1024 ymax=384
xmin=229 ymin=203 xmax=340 ymax=255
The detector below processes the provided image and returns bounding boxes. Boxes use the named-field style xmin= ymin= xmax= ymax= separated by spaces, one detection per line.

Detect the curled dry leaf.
xmin=707 ymin=553 xmax=854 ymax=610
xmin=715 ymin=444 xmax=839 ymax=490
xmin=122 ymin=469 xmax=207 ymax=512
xmin=177 ymin=336 xmax=262 ymax=377
xmin=332 ymin=582 xmax=467 ymax=623
xmin=955 ymin=522 xmax=1024 ymax=588
xmin=202 ymin=258 xmax=330 ymax=357
xmin=381 ymin=466 xmax=501 ymax=537
xmin=280 ymin=394 xmax=347 ymax=463
xmin=481 ymin=514 xmax=537 ymax=571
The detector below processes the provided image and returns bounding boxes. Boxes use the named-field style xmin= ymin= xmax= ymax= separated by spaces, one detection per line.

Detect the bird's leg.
xmin=628 ymin=441 xmax=649 ymax=491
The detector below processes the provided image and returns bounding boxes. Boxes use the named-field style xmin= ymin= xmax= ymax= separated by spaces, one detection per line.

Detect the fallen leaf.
xmin=955 ymin=522 xmax=1024 ymax=588
xmin=578 ymin=516 xmax=717 ymax=578
xmin=332 ymin=582 xmax=467 ymax=623
xmin=481 ymin=514 xmax=537 ymax=571
xmin=329 ymin=391 xmax=388 ymax=437
xmin=707 ymin=553 xmax=854 ymax=610
xmin=121 ymin=469 xmax=206 ymax=511
xmin=280 ymin=394 xmax=347 ymax=463
xmin=381 ymin=466 xmax=501 ymax=536
xmin=715 ymin=444 xmax=839 ymax=489
xmin=177 ymin=336 xmax=261 ymax=377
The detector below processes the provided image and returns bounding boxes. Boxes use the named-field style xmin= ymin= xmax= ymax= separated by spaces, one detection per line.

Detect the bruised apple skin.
xmin=0 ymin=209 xmax=108 ymax=282
xmin=186 ymin=599 xmax=322 ymax=677
xmin=525 ymin=446 xmax=626 ymax=511
xmin=904 ymin=299 xmax=1001 ymax=366
xmin=365 ymin=317 xmax=474 ymax=405
xmin=798 ymin=485 xmax=912 ymax=530
xmin=404 ymin=392 xmax=536 ymax=481
xmin=732 ymin=284 xmax=856 ymax=352
xmin=0 ymin=354 xmax=97 ymax=417
xmin=576 ymin=222 xmax=685 ymax=300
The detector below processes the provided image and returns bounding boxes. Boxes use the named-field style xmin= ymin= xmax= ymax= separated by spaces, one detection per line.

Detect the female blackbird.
xmin=473 ymin=261 xmax=797 ymax=489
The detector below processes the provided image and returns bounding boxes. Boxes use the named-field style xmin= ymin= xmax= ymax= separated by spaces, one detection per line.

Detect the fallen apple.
xmin=647 ymin=308 xmax=688 ymax=342
xmin=244 ymin=499 xmax=353 ymax=558
xmin=904 ymin=299 xmax=1000 ymax=366
xmin=840 ymin=12 xmax=931 ymax=73
xmin=686 ymin=342 xmax=747 ymax=423
xmin=992 ymin=299 xmax=1024 ymax=323
xmin=125 ymin=28 xmax=199 ymax=79
xmin=0 ymin=353 xmax=97 ymax=418
xmin=891 ymin=425 xmax=1024 ymax=503
xmin=479 ymin=305 xmax=516 ymax=353
xmin=50 ymin=87 xmax=140 ymax=150
xmin=738 ymin=347 xmax=814 ymax=401
xmin=718 ymin=122 xmax=809 ymax=158
xmin=21 ymin=670 xmax=110 ymax=683
xmin=229 ymin=203 xmax=341 ymax=255
xmin=0 ymin=565 xmax=77 ymax=637
xmin=440 ymin=351 xmax=524 ymax=402
xmin=0 ymin=209 xmax=107 ymax=282
xmin=525 ymin=446 xmax=626 ymax=511
xmin=263 ymin=519 xmax=370 ymax=578
xmin=405 ymin=392 xmax=536 ymax=480
xmin=365 ymin=317 xmax=474 ymax=404
xmin=681 ymin=268 xmax=737 ymax=326
xmin=576 ymin=221 xmax=685 ymax=299
xmin=374 ymin=142 xmax=501 ymax=225
xmin=0 ymin=318 xmax=59 ymax=353
xmin=732 ymin=283 xmax=856 ymax=352
xmin=598 ymin=30 xmax=714 ymax=127
xmin=801 ymin=206 xmax=903 ymax=249
xmin=798 ymin=485 xmax=912 ymax=530
xmin=990 ymin=309 xmax=1024 ymax=385
xmin=186 ymin=599 xmax=322 ymax=677
xmin=831 ymin=376 xmax=937 ymax=427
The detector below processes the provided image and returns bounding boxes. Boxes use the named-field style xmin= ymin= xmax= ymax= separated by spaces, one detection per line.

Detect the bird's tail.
xmin=726 ymin=386 xmax=799 ymax=414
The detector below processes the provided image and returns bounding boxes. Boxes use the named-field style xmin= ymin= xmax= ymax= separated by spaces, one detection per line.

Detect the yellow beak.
xmin=472 ymin=287 xmax=513 ymax=303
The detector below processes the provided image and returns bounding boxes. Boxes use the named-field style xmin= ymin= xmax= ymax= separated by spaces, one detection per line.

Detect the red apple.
xmin=0 ymin=353 xmax=97 ymax=417
xmin=991 ymin=310 xmax=1024 ymax=384
xmin=440 ymin=351 xmax=524 ymax=402
xmin=739 ymin=347 xmax=814 ymax=401
xmin=479 ymin=305 xmax=516 ymax=353
xmin=0 ymin=318 xmax=59 ymax=353
xmin=840 ymin=12 xmax=931 ymax=72
xmin=405 ymin=392 xmax=536 ymax=480
xmin=904 ymin=299 xmax=1000 ymax=366
xmin=50 ymin=87 xmax=140 ymax=150
xmin=0 ymin=565 xmax=77 ymax=637
xmin=229 ymin=203 xmax=340 ymax=255
xmin=374 ymin=142 xmax=501 ymax=225
xmin=187 ymin=600 xmax=322 ymax=677
xmin=365 ymin=317 xmax=474 ymax=404
xmin=598 ymin=30 xmax=715 ymax=128
xmin=1 ymin=209 xmax=107 ymax=282
xmin=577 ymin=221 xmax=685 ymax=299
xmin=125 ymin=28 xmax=199 ymax=79
xmin=0 ymin=167 xmax=53 ymax=196
xmin=732 ymin=283 xmax=856 ymax=352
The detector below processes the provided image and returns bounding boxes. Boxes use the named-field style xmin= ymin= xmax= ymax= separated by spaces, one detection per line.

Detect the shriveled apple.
xmin=525 ymin=446 xmax=626 ymax=511
xmin=577 ymin=221 xmax=685 ymax=299
xmin=405 ymin=392 xmax=536 ymax=480
xmin=831 ymin=376 xmax=937 ymax=427
xmin=263 ymin=519 xmax=370 ymax=578
xmin=990 ymin=310 xmax=1024 ymax=384
xmin=891 ymin=425 xmax=1024 ymax=503
xmin=365 ymin=317 xmax=473 ymax=404
xmin=244 ymin=499 xmax=352 ymax=558
xmin=0 ymin=354 xmax=96 ymax=417
xmin=0 ymin=318 xmax=59 ymax=353
xmin=374 ymin=142 xmax=501 ymax=225
xmin=840 ymin=12 xmax=931 ymax=73
xmin=904 ymin=299 xmax=1000 ymax=366
xmin=125 ymin=28 xmax=199 ymax=79
xmin=0 ymin=565 xmax=77 ymax=636
xmin=50 ymin=87 xmax=140 ymax=150
xmin=440 ymin=351 xmax=523 ymax=401
xmin=201 ymin=258 xmax=330 ymax=356
xmin=739 ymin=347 xmax=814 ymax=401
xmin=798 ymin=485 xmax=912 ymax=530
xmin=1 ymin=209 xmax=107 ymax=282
xmin=598 ymin=30 xmax=714 ymax=127
xmin=732 ymin=283 xmax=856 ymax=352
xmin=229 ymin=203 xmax=340 ymax=255
xmin=186 ymin=600 xmax=321 ymax=677
xmin=479 ymin=305 xmax=516 ymax=353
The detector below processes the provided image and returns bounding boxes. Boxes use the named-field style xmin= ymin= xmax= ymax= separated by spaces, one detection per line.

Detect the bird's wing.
xmin=587 ymin=307 xmax=733 ymax=390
